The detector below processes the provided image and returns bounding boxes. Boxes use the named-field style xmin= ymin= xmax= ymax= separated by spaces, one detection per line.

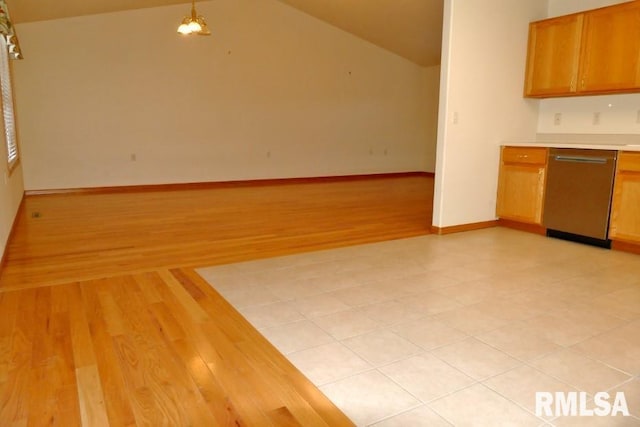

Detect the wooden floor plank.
xmin=75 ymin=365 xmax=109 ymax=427
xmin=81 ymin=281 xmax=137 ymax=427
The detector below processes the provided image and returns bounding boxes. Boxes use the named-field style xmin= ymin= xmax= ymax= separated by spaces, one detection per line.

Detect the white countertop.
xmin=503 ymin=141 xmax=640 ymax=151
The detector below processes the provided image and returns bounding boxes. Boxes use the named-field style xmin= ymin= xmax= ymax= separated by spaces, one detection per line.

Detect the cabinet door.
xmin=497 ymin=164 xmax=546 ymax=224
xmin=580 ymin=1 xmax=640 ymax=93
xmin=524 ymin=14 xmax=583 ymax=97
xmin=609 ymin=152 xmax=640 ymax=243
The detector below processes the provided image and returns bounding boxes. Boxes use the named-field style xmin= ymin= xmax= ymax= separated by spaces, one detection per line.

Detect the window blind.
xmin=0 ymin=36 xmax=17 ymax=166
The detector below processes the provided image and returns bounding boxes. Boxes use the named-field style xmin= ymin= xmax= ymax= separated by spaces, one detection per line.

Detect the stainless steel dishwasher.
xmin=543 ymin=148 xmax=617 ymax=248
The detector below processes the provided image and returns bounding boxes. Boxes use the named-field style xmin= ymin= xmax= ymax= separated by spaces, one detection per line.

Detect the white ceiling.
xmin=8 ymin=0 xmax=443 ymax=67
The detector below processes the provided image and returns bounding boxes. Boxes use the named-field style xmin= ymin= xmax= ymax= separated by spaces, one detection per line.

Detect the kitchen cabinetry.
xmin=496 ymin=147 xmax=548 ymax=224
xmin=609 ymin=151 xmax=640 ymax=243
xmin=580 ymin=1 xmax=640 ymax=93
xmin=524 ymin=1 xmax=640 ymax=98
xmin=524 ymin=14 xmax=583 ymax=96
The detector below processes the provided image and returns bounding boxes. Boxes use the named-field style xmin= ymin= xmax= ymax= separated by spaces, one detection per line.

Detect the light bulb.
xmin=177 ymin=23 xmax=191 ymax=34
xmin=187 ymin=20 xmax=202 ymax=33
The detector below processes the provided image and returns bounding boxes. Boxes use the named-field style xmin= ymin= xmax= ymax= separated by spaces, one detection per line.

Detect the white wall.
xmin=422 ymin=65 xmax=441 ymax=172
xmin=547 ymin=0 xmax=632 ymax=16
xmin=433 ymin=0 xmax=546 ymax=228
xmin=538 ymin=0 xmax=640 ymax=136
xmin=13 ymin=0 xmax=436 ymax=190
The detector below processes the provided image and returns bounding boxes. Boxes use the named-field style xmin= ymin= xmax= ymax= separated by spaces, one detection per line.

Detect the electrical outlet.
xmin=130 ymin=153 xmax=137 ymax=162
xmin=452 ymin=112 xmax=459 ymax=125
xmin=593 ymin=112 xmax=600 ymax=125
xmin=554 ymin=113 xmax=562 ymax=126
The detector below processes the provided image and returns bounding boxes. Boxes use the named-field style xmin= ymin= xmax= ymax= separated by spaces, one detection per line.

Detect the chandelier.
xmin=177 ymin=0 xmax=211 ymax=36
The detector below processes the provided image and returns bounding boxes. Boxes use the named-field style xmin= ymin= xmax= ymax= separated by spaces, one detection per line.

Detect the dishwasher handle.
xmin=552 ymin=155 xmax=609 ymax=164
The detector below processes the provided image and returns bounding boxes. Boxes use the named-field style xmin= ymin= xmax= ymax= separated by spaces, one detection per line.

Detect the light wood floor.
xmin=0 ymin=175 xmax=433 ymax=426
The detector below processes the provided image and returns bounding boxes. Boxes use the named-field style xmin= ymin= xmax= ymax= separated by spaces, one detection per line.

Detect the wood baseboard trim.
xmin=611 ymin=240 xmax=640 ymax=255
xmin=0 ymin=193 xmax=25 ymax=274
xmin=24 ymin=172 xmax=434 ymax=196
xmin=430 ymin=220 xmax=498 ymax=235
xmin=497 ymin=218 xmax=547 ymax=235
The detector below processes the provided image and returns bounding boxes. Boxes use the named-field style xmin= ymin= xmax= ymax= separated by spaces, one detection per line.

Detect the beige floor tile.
xmin=578 ymin=295 xmax=640 ymax=322
xmin=217 ymin=284 xmax=282 ymax=308
xmin=380 ymin=353 xmax=475 ymax=402
xmin=320 ymin=370 xmax=420 ymax=426
xmin=503 ymin=288 xmax=577 ymax=314
xmin=293 ymin=293 xmax=352 ymax=318
xmin=571 ymin=332 xmax=640 ymax=376
xmin=419 ymin=253 xmax=479 ymax=272
xmin=391 ymin=271 xmax=463 ymax=293
xmin=551 ymin=414 xmax=640 ymax=426
xmin=312 ymin=309 xmax=381 ymax=340
xmin=287 ymin=342 xmax=372 ymax=386
xmin=357 ymin=300 xmax=425 ymax=326
xmin=329 ymin=284 xmax=397 ymax=307
xmin=433 ymin=305 xmax=507 ymax=335
xmin=293 ymin=260 xmax=361 ymax=278
xmin=477 ymin=322 xmax=562 ymax=362
xmin=470 ymin=297 xmax=545 ymax=322
xmin=429 ymin=383 xmax=544 ymax=426
xmin=561 ymin=306 xmax=629 ymax=336
xmin=304 ymin=274 xmax=364 ymax=293
xmin=259 ymin=320 xmax=335 ymax=354
xmin=265 ymin=279 xmax=325 ymax=300
xmin=435 ymin=279 xmax=499 ymax=306
xmin=342 ymin=329 xmax=423 ymax=366
xmin=543 ymin=276 xmax=618 ymax=302
xmin=371 ymin=404 xmax=452 ymax=427
xmin=431 ymin=264 xmax=492 ymax=282
xmin=238 ymin=300 xmax=303 ymax=329
xmin=431 ymin=337 xmax=521 ymax=380
xmin=484 ymin=365 xmax=578 ymax=417
xmin=531 ymin=349 xmax=631 ymax=395
xmin=520 ymin=313 xmax=599 ymax=347
xmin=610 ymin=378 xmax=640 ymax=417
xmin=398 ymin=291 xmax=463 ymax=315
xmin=366 ymin=280 xmax=415 ymax=301
xmin=391 ymin=318 xmax=468 ymax=351
xmin=495 ymin=269 xmax=558 ymax=291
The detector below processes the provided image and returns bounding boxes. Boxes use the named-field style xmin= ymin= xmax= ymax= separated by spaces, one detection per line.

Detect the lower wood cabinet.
xmin=496 ymin=146 xmax=548 ymax=224
xmin=609 ymin=151 xmax=640 ymax=243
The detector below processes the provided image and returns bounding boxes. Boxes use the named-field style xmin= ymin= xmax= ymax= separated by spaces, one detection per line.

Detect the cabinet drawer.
xmin=617 ymin=152 xmax=640 ymax=172
xmin=502 ymin=147 xmax=547 ymax=165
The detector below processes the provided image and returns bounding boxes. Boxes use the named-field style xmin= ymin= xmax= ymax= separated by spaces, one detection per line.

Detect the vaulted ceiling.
xmin=8 ymin=0 xmax=443 ymax=67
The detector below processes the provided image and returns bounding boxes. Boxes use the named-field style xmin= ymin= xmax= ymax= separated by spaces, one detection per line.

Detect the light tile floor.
xmin=197 ymin=228 xmax=640 ymax=426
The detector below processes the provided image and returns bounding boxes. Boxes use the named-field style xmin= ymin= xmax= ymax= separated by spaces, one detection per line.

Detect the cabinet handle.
xmin=570 ymin=77 xmax=575 ymax=91
xmin=518 ymin=154 xmax=529 ymax=159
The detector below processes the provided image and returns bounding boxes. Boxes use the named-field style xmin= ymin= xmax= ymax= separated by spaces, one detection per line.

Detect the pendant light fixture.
xmin=177 ymin=0 xmax=211 ymax=36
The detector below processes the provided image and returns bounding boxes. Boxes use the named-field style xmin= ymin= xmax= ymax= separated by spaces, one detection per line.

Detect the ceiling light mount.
xmin=177 ymin=0 xmax=211 ymax=36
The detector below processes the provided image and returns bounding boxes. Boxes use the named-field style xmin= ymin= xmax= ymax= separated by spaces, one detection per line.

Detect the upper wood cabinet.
xmin=524 ymin=14 xmax=583 ymax=96
xmin=580 ymin=1 xmax=640 ymax=93
xmin=524 ymin=1 xmax=640 ymax=98
xmin=496 ymin=147 xmax=548 ymax=224
xmin=609 ymin=151 xmax=640 ymax=243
